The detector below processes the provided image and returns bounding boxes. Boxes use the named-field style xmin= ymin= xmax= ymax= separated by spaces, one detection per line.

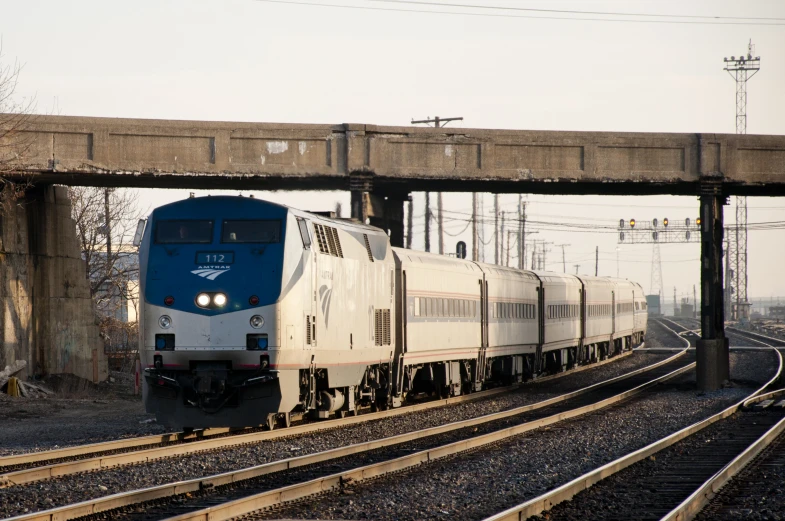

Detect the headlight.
xmin=250 ymin=315 xmax=264 ymax=329
xmin=213 ymin=293 xmax=227 ymax=306
xmin=159 ymin=315 xmax=172 ymax=329
xmin=196 ymin=293 xmax=211 ymax=307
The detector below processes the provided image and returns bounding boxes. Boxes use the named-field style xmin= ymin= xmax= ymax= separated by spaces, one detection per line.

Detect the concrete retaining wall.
xmin=0 ymin=185 xmax=108 ymax=382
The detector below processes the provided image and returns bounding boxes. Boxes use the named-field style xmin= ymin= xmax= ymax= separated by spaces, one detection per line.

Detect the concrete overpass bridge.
xmin=3 ymin=114 xmax=785 ymax=389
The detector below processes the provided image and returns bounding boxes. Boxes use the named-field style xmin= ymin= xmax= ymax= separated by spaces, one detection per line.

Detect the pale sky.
xmin=4 ymin=0 xmax=785 ymax=308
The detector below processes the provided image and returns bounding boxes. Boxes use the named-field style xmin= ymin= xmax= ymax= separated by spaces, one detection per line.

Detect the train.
xmin=139 ymin=196 xmax=647 ymax=429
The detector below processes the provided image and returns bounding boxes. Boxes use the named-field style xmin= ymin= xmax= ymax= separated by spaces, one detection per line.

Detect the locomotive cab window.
xmin=155 ymin=220 xmax=214 ymax=244
xmin=222 ymin=220 xmax=281 ymax=243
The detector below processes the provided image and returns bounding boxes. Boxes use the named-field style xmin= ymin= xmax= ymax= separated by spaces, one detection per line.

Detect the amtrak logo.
xmin=319 ymin=285 xmax=333 ymax=327
xmin=191 ymin=266 xmax=231 ymax=280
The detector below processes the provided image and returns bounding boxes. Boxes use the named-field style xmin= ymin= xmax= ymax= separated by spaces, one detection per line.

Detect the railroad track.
xmin=0 ymin=349 xmax=636 ymax=488
xmin=694 ymin=399 xmax=785 ymax=520
xmin=483 ymin=332 xmax=784 ymax=521
xmin=4 ymin=348 xmax=689 ymax=521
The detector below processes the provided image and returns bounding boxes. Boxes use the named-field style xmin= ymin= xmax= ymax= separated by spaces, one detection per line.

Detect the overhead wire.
xmin=253 ymin=0 xmax=785 ymax=25
xmin=372 ymin=0 xmax=785 ymax=21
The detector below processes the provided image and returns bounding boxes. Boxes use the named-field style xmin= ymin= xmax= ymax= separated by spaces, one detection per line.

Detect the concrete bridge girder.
xmin=4 ymin=115 xmax=785 ymax=196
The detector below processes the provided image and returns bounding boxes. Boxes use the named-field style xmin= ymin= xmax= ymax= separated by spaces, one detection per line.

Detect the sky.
xmin=4 ymin=0 xmax=785 ymax=307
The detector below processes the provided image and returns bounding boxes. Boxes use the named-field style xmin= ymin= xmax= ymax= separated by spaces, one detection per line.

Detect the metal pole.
xmin=424 ymin=192 xmax=431 ymax=252
xmin=518 ymin=197 xmax=525 ymax=270
xmin=471 ymin=193 xmax=478 ymax=261
xmin=500 ymin=211 xmax=505 ymax=266
xmin=437 ymin=192 xmax=444 ymax=255
xmin=494 ymin=195 xmax=499 ymax=265
xmin=595 ymin=246 xmax=599 ymax=276
xmin=104 ymin=188 xmax=112 ymax=278
xmin=506 ymin=230 xmax=511 ymax=267
xmin=406 ymin=197 xmax=413 ymax=249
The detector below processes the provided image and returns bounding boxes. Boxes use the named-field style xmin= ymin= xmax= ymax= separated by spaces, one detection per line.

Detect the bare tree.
xmin=70 ymin=187 xmax=145 ymax=371
xmin=0 ymin=43 xmax=35 ymax=209
xmin=69 ymin=187 xmax=144 ymax=311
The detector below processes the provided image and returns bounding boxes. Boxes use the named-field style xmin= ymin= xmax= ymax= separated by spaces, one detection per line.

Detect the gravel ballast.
xmin=243 ymin=350 xmax=777 ymax=521
xmin=0 ymin=350 xmax=672 ymax=518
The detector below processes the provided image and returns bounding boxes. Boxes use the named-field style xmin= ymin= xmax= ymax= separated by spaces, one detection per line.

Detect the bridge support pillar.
xmin=364 ymin=192 xmax=407 ymax=248
xmin=0 ymin=185 xmax=108 ymax=383
xmin=697 ymin=190 xmax=729 ymax=391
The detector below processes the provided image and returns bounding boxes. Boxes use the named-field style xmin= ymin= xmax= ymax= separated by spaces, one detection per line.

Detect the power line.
xmin=373 ymin=0 xmax=785 ymax=21
xmin=252 ymin=0 xmax=785 ymax=25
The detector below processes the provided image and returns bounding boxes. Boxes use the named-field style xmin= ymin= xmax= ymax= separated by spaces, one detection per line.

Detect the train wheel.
xmin=278 ymin=413 xmax=292 ymax=429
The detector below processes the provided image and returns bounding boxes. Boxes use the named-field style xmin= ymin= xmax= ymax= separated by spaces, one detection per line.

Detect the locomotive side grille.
xmin=383 ymin=309 xmax=391 ymax=345
xmin=313 ymin=223 xmax=344 ymax=258
xmin=363 ymin=234 xmax=374 ymax=262
xmin=313 ymin=224 xmax=330 ymax=254
xmin=330 ymin=227 xmax=343 ymax=257
xmin=306 ymin=315 xmax=312 ymax=345
xmin=374 ymin=309 xmax=391 ymax=346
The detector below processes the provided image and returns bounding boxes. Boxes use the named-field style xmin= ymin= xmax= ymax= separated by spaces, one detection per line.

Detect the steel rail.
xmin=655 ymin=318 xmax=693 ymax=348
xmin=150 ymin=351 xmax=692 ymax=521
xmin=3 ymin=345 xmax=674 ymax=521
xmin=481 ymin=343 xmax=783 ymax=521
xmin=660 ymin=337 xmax=785 ymax=521
xmin=0 ymin=348 xmax=635 ymax=487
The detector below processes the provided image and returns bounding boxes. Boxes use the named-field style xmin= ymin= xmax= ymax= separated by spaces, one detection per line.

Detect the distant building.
xmin=770 ymin=306 xmax=785 ymax=321
xmin=87 ymin=246 xmax=139 ymax=323
xmin=646 ymin=294 xmax=661 ymax=316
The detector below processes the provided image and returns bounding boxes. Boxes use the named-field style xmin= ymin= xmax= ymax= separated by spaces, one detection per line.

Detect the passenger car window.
xmin=222 ymin=220 xmax=281 ymax=243
xmin=155 ymin=220 xmax=213 ymax=244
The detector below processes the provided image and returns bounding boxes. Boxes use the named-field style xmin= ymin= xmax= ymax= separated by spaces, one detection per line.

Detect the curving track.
xmin=0 ymin=350 xmax=638 ymax=489
xmin=485 ymin=331 xmax=784 ymax=521
xmin=3 ymin=350 xmax=689 ymax=521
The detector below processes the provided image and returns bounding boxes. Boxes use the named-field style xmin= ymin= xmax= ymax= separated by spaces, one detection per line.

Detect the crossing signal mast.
xmin=724 ymin=41 xmax=760 ymax=321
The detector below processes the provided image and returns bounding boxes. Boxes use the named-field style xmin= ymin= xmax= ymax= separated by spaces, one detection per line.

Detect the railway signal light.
xmin=652 ymin=218 xmax=658 ymax=227
xmin=663 ymin=218 xmax=669 ymax=227
xmin=696 ymin=217 xmax=701 ymax=226
xmin=685 ymin=218 xmax=691 ymax=227
xmin=630 ymin=219 xmax=636 ymax=228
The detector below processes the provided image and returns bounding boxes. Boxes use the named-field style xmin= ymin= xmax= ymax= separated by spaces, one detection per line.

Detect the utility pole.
xmin=651 ymin=242 xmax=664 ymax=305
xmin=724 ymin=41 xmax=760 ymax=321
xmin=424 ymin=192 xmax=431 ymax=252
xmin=500 ymin=211 xmax=505 ymax=266
xmin=471 ymin=193 xmax=478 ymax=261
xmin=104 ymin=188 xmax=113 ymax=279
xmin=494 ymin=195 xmax=500 ymax=265
xmin=518 ymin=197 xmax=526 ymax=270
xmin=595 ymin=246 xmax=599 ymax=276
xmin=479 ymin=194 xmax=485 ymax=262
xmin=437 ymin=192 xmax=444 ymax=254
xmin=574 ymin=264 xmax=580 ymax=275
xmin=531 ymin=241 xmax=537 ymax=272
xmin=406 ymin=197 xmax=413 ymax=249
xmin=412 ymin=117 xmax=462 ymax=258
xmin=541 ymin=242 xmax=553 ymax=271
xmin=673 ymin=286 xmax=678 ymax=317
xmin=556 ymin=244 xmax=570 ymax=273
xmin=506 ymin=230 xmax=512 ymax=267
xmin=694 ymin=284 xmax=698 ymax=320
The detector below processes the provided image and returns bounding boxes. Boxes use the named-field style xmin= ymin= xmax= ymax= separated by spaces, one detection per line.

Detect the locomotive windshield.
xmin=221 ymin=220 xmax=281 ymax=243
xmin=155 ymin=220 xmax=214 ymax=244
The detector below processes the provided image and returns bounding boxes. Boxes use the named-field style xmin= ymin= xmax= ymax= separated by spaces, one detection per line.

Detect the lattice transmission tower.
xmin=723 ymin=40 xmax=760 ymax=320
xmin=650 ymin=242 xmax=664 ymax=308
